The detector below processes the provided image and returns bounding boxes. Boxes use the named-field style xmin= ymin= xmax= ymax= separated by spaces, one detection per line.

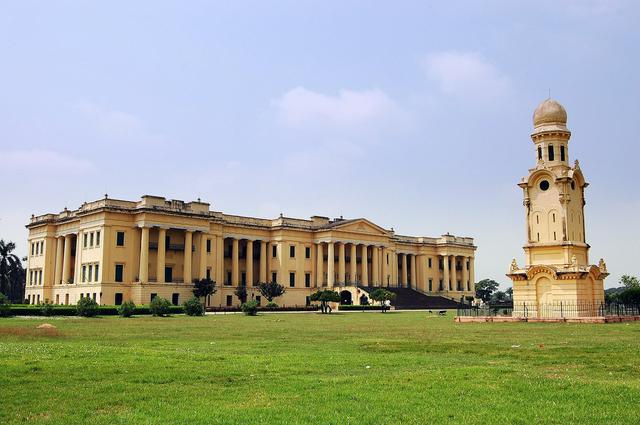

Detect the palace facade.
xmin=25 ymin=195 xmax=476 ymax=307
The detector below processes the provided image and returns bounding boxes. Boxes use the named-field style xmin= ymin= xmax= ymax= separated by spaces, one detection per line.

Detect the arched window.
xmin=538 ymin=146 xmax=542 ymax=160
xmin=548 ymin=145 xmax=555 ymax=161
xmin=560 ymin=145 xmax=565 ymax=161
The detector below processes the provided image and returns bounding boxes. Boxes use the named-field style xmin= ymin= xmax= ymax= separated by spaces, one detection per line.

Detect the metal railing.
xmin=458 ymin=302 xmax=640 ymax=318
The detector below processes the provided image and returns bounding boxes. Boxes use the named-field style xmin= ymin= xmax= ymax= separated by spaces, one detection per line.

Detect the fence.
xmin=458 ymin=302 xmax=640 ymax=318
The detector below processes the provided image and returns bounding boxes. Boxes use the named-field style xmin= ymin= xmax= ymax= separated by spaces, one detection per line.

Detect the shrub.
xmin=117 ymin=300 xmax=136 ymax=318
xmin=183 ymin=296 xmax=205 ymax=316
xmin=149 ymin=297 xmax=172 ymax=317
xmin=266 ymin=301 xmax=278 ymax=310
xmin=76 ymin=297 xmax=99 ymax=317
xmin=39 ymin=300 xmax=54 ymax=316
xmin=0 ymin=293 xmax=12 ymax=317
xmin=241 ymin=300 xmax=259 ymax=316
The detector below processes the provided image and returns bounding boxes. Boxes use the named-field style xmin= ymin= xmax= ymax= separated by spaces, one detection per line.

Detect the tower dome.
xmin=533 ymin=98 xmax=567 ymax=127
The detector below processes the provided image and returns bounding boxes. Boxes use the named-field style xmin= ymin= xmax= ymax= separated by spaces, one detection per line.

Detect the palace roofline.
xmin=27 ymin=195 xmax=475 ymax=247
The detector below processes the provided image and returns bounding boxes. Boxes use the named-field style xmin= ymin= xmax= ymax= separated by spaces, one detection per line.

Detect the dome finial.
xmin=533 ymin=98 xmax=568 ymax=131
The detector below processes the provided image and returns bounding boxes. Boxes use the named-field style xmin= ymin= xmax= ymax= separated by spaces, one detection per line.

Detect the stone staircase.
xmin=360 ymin=286 xmax=464 ymax=310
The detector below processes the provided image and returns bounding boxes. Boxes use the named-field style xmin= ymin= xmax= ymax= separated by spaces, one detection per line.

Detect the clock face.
xmin=539 ymin=180 xmax=550 ymax=191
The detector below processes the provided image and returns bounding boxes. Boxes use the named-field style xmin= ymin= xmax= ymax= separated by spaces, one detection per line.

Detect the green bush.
xmin=117 ymin=301 xmax=136 ymax=318
xmin=265 ymin=301 xmax=278 ymax=310
xmin=39 ymin=300 xmax=54 ymax=316
xmin=241 ymin=300 xmax=259 ymax=316
xmin=183 ymin=297 xmax=205 ymax=316
xmin=76 ymin=297 xmax=99 ymax=317
xmin=150 ymin=297 xmax=172 ymax=317
xmin=0 ymin=293 xmax=12 ymax=317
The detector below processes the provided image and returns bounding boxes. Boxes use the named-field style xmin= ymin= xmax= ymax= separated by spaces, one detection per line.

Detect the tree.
xmin=309 ymin=289 xmax=340 ymax=314
xmin=76 ymin=296 xmax=99 ymax=317
xmin=490 ymin=290 xmax=507 ymax=304
xmin=620 ymin=275 xmax=640 ymax=289
xmin=234 ymin=285 xmax=248 ymax=303
xmin=505 ymin=287 xmax=513 ymax=300
xmin=0 ymin=240 xmax=24 ymax=303
xmin=475 ymin=279 xmax=499 ymax=303
xmin=258 ymin=281 xmax=286 ymax=302
xmin=183 ymin=296 xmax=205 ymax=316
xmin=369 ymin=288 xmax=396 ymax=313
xmin=618 ymin=288 xmax=640 ymax=305
xmin=192 ymin=278 xmax=217 ymax=306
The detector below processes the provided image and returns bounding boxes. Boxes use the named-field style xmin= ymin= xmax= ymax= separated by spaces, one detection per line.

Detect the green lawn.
xmin=1 ymin=312 xmax=639 ymax=424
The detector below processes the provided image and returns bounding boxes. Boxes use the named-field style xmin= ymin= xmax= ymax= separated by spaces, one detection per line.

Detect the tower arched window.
xmin=548 ymin=145 xmax=555 ymax=161
xmin=538 ymin=146 xmax=542 ymax=160
xmin=560 ymin=145 xmax=565 ymax=161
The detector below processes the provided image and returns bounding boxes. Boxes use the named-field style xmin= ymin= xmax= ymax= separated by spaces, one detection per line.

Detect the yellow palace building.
xmin=24 ymin=195 xmax=476 ymax=307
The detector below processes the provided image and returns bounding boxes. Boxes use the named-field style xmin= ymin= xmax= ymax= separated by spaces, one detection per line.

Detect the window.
xmin=116 ymin=231 xmax=125 ymax=246
xmin=305 ymin=247 xmax=311 ymax=259
xmin=226 ymin=271 xmax=232 ymax=286
xmin=290 ymin=245 xmax=295 ymax=258
xmin=165 ymin=235 xmax=171 ymax=248
xmin=552 ymin=213 xmax=556 ymax=223
xmin=548 ymin=145 xmax=555 ymax=161
xmin=289 ymin=272 xmax=295 ymax=287
xmin=439 ymin=259 xmax=443 ymax=270
xmin=165 ymin=267 xmax=173 ymax=283
xmin=306 ymin=296 xmax=311 ymax=306
xmin=305 ymin=273 xmax=311 ymax=288
xmin=95 ymin=264 xmax=99 ymax=282
xmin=82 ymin=266 xmax=87 ymax=283
xmin=226 ymin=295 xmax=233 ymax=307
xmin=553 ymin=231 xmax=557 ymax=240
xmin=538 ymin=146 xmax=542 ymax=160
xmin=571 ymin=181 xmax=576 ymax=190
xmin=539 ymin=180 xmax=550 ymax=191
xmin=40 ymin=241 xmax=44 ymax=254
xmin=272 ymin=245 xmax=277 ymax=258
xmin=88 ymin=265 xmax=93 ymax=282
xmin=439 ymin=279 xmax=443 ymax=290
xmin=172 ymin=293 xmax=179 ymax=306
xmin=537 ymin=232 xmax=540 ymax=242
xmin=271 ymin=272 xmax=277 ymax=283
xmin=206 ymin=239 xmax=211 ymax=253
xmin=115 ymin=264 xmax=124 ymax=282
xmin=151 ymin=293 xmax=157 ymax=302
xmin=206 ymin=268 xmax=211 ymax=280
xmin=428 ymin=258 xmax=432 ymax=268
xmin=96 ymin=231 xmax=101 ymax=247
xmin=84 ymin=233 xmax=88 ymax=248
xmin=92 ymin=293 xmax=96 ymax=301
xmin=429 ymin=279 xmax=433 ymax=292
xmin=39 ymin=270 xmax=42 ymax=285
xmin=31 ymin=243 xmax=35 ymax=256
xmin=560 ymin=146 xmax=565 ymax=161
xmin=256 ymin=296 xmax=261 ymax=306
xmin=90 ymin=232 xmax=94 ymax=247
xmin=241 ymin=272 xmax=246 ymax=286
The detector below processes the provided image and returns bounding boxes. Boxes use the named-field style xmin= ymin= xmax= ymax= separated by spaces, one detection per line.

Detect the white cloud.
xmin=0 ymin=150 xmax=94 ymax=174
xmin=423 ymin=51 xmax=511 ymax=100
xmin=271 ymin=87 xmax=407 ymax=131
xmin=73 ymin=100 xmax=162 ymax=143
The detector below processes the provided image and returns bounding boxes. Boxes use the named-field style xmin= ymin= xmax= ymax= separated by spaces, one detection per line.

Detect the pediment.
xmin=329 ymin=219 xmax=389 ymax=236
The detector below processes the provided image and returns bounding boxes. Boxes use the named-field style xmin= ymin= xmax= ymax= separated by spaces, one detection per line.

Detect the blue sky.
xmin=1 ymin=1 xmax=638 ymax=288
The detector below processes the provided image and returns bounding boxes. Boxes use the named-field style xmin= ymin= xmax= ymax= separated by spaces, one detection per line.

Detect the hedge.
xmin=338 ymin=305 xmax=384 ymax=311
xmin=7 ymin=305 xmax=184 ymax=317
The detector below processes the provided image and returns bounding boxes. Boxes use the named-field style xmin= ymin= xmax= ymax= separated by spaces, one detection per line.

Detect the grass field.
xmin=1 ymin=311 xmax=639 ymax=424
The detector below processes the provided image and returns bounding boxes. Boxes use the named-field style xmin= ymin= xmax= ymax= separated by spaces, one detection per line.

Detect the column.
xmin=199 ymin=232 xmax=208 ymax=279
xmin=259 ymin=241 xmax=267 ymax=283
xmin=184 ymin=230 xmax=193 ymax=284
xmin=450 ymin=255 xmax=457 ymax=291
xmin=327 ymin=242 xmax=334 ymax=287
xmin=372 ymin=246 xmax=379 ymax=286
xmin=139 ymin=227 xmax=149 ymax=283
xmin=54 ymin=236 xmax=64 ymax=285
xmin=442 ymin=255 xmax=449 ymax=292
xmin=401 ymin=254 xmax=408 ymax=287
xmin=410 ymin=254 xmax=417 ymax=288
xmin=315 ymin=242 xmax=323 ymax=286
xmin=246 ymin=240 xmax=253 ymax=286
xmin=392 ymin=251 xmax=398 ymax=285
xmin=157 ymin=228 xmax=166 ymax=283
xmin=349 ymin=244 xmax=357 ymax=283
xmin=215 ymin=236 xmax=224 ymax=286
xmin=462 ymin=256 xmax=469 ymax=293
xmin=361 ymin=245 xmax=368 ymax=286
xmin=469 ymin=257 xmax=475 ymax=294
xmin=381 ymin=247 xmax=388 ymax=286
xmin=338 ymin=243 xmax=346 ymax=284
xmin=231 ymin=238 xmax=239 ymax=285
xmin=62 ymin=234 xmax=72 ymax=284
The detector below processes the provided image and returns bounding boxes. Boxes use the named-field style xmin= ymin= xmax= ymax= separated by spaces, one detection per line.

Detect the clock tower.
xmin=507 ymin=99 xmax=607 ymax=317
